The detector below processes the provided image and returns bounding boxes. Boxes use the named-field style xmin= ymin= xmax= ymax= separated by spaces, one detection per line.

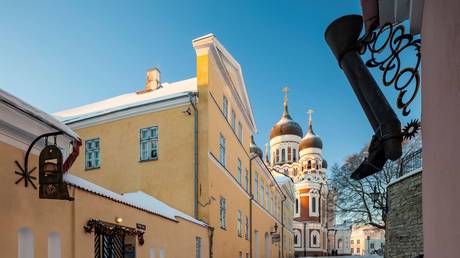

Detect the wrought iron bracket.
xmin=14 ymin=131 xmax=64 ymax=189
xmin=84 ymin=219 xmax=145 ymax=246
xmin=358 ymin=22 xmax=422 ymax=117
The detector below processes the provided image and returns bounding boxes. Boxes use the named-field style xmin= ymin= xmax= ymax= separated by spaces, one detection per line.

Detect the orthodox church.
xmin=265 ymin=89 xmax=335 ymax=257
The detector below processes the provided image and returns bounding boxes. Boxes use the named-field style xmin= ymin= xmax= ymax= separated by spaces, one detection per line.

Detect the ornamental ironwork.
xmin=84 ymin=219 xmax=145 ymax=246
xmin=359 ymin=22 xmax=422 ymax=117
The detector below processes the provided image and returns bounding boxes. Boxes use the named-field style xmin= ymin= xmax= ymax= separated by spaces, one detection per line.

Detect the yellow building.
xmin=0 ymin=89 xmax=209 ymax=258
xmin=53 ymin=34 xmax=294 ymax=258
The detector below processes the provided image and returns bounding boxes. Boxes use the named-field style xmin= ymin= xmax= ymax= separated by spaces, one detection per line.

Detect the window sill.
xmin=85 ymin=167 xmax=100 ymax=171
xmin=139 ymin=158 xmax=158 ymax=163
xmin=220 ymin=226 xmax=227 ymax=231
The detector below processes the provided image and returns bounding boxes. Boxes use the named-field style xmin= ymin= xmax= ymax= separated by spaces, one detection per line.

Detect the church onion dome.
xmin=322 ymin=159 xmax=328 ymax=169
xmin=250 ymin=135 xmax=263 ymax=158
xmin=299 ymin=111 xmax=323 ymax=150
xmin=269 ymin=89 xmax=303 ymax=140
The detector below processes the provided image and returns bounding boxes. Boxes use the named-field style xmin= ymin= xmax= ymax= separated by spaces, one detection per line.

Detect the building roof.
xmin=0 ymin=89 xmax=80 ymax=141
xmin=54 ymin=77 xmax=197 ymax=124
xmin=64 ymin=173 xmax=207 ymax=227
xmin=269 ymin=99 xmax=303 ymax=140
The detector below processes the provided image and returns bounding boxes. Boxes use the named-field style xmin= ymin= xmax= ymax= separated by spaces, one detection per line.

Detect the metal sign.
xmin=136 ymin=223 xmax=146 ymax=231
xmin=39 ymin=142 xmax=72 ymax=200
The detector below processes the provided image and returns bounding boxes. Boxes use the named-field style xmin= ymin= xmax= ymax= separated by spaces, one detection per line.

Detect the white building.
xmin=350 ymin=225 xmax=385 ymax=256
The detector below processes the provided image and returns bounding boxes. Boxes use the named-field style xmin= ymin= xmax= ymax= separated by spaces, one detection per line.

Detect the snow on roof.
xmin=63 ymin=173 xmax=207 ymax=227
xmin=274 ymin=174 xmax=292 ymax=185
xmin=0 ymin=89 xmax=80 ymax=140
xmin=54 ymin=78 xmax=197 ymax=123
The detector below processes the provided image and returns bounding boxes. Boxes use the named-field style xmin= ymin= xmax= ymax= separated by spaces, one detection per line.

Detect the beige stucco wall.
xmin=69 ymin=105 xmax=195 ymax=216
xmin=422 ymin=1 xmax=460 ymax=257
xmin=0 ymin=141 xmax=209 ymax=258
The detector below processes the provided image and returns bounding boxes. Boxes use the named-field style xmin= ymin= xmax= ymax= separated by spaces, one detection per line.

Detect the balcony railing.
xmin=400 ymin=148 xmax=422 ymax=176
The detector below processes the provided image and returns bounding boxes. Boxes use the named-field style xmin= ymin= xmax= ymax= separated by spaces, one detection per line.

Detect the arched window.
xmin=276 ymin=149 xmax=279 ymax=163
xmin=149 ymin=247 xmax=156 ymax=258
xmin=310 ymin=230 xmax=320 ymax=248
xmin=281 ymin=149 xmax=286 ymax=162
xmin=295 ymin=198 xmax=299 ymax=214
xmin=337 ymin=239 xmax=343 ymax=249
xmin=287 ymin=147 xmax=292 ymax=161
xmin=307 ymin=160 xmax=312 ymax=169
xmin=48 ymin=232 xmax=61 ymax=258
xmin=293 ymin=230 xmax=301 ymax=247
xmin=312 ymin=197 xmax=317 ymax=213
xmin=293 ymin=148 xmax=297 ymax=161
xmin=18 ymin=227 xmax=34 ymax=258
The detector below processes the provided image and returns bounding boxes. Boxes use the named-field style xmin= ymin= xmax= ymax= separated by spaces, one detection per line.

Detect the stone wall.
xmin=385 ymin=170 xmax=423 ymax=258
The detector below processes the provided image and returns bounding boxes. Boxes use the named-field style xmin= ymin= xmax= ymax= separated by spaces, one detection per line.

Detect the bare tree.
xmin=330 ymin=134 xmax=421 ymax=229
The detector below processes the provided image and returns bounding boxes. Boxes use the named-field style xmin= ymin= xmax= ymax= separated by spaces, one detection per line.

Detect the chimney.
xmin=146 ymin=68 xmax=161 ymax=91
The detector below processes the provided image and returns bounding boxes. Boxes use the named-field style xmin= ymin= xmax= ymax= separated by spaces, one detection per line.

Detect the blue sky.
xmin=0 ymin=0 xmax=420 ymax=167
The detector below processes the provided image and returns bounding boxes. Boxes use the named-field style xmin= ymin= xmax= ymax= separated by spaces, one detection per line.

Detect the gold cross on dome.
xmin=282 ymin=87 xmax=289 ymax=102
xmin=307 ymin=109 xmax=314 ymax=122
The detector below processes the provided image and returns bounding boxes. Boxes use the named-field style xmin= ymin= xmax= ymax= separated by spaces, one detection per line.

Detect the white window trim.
xmin=309 ymin=193 xmax=319 ymax=217
xmin=294 ymin=192 xmax=300 ymax=217
xmin=310 ymin=230 xmax=321 ymax=248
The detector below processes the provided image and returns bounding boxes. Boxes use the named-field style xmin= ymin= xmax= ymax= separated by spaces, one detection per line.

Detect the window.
xmin=219 ymin=134 xmax=226 ymax=166
xmin=48 ymin=232 xmax=61 ymax=258
xmin=244 ymin=169 xmax=249 ymax=191
xmin=307 ymin=160 xmax=311 ymax=169
xmin=311 ymin=231 xmax=320 ymax=248
xmin=160 ymin=248 xmax=165 ymax=258
xmin=219 ymin=197 xmax=227 ymax=229
xmin=85 ymin=138 xmax=100 ymax=169
xmin=295 ymin=198 xmax=299 ymax=216
xmin=287 ymin=147 xmax=292 ymax=161
xmin=370 ymin=243 xmax=375 ymax=249
xmin=357 ymin=247 xmax=360 ymax=254
xmin=351 ymin=240 xmax=354 ymax=244
xmin=18 ymin=227 xmax=34 ymax=258
xmin=357 ymin=240 xmax=360 ymax=244
xmin=149 ymin=247 xmax=156 ymax=258
xmin=239 ymin=252 xmax=243 ymax=258
xmin=312 ymin=197 xmax=317 ymax=213
xmin=140 ymin=127 xmax=158 ymax=161
xmin=260 ymin=182 xmax=264 ymax=205
xmin=195 ymin=237 xmax=202 ymax=258
xmin=246 ymin=253 xmax=249 ymax=258
xmin=265 ymin=188 xmax=269 ymax=208
xmin=254 ymin=173 xmax=259 ymax=200
xmin=231 ymin=110 xmax=236 ymax=129
xmin=237 ymin=210 xmax=242 ymax=237
xmin=245 ymin=216 xmax=249 ymax=240
xmin=223 ymin=96 xmax=228 ymax=119
xmin=338 ymin=239 xmax=343 ymax=249
xmin=293 ymin=148 xmax=297 ymax=161
xmin=281 ymin=149 xmax=286 ymax=162
xmin=294 ymin=230 xmax=301 ymax=247
xmin=276 ymin=149 xmax=279 ymax=163
xmin=351 ymin=248 xmax=354 ymax=254
xmin=237 ymin=122 xmax=243 ymax=141
xmin=237 ymin=159 xmax=242 ymax=184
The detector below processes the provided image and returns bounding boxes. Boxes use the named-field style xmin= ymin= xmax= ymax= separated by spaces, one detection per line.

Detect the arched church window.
xmin=276 ymin=149 xmax=279 ymax=163
xmin=293 ymin=148 xmax=297 ymax=161
xmin=313 ymin=235 xmax=317 ymax=245
xmin=307 ymin=160 xmax=312 ymax=170
xmin=281 ymin=149 xmax=286 ymax=162
xmin=312 ymin=197 xmax=317 ymax=213
xmin=287 ymin=147 xmax=292 ymax=161
xmin=295 ymin=198 xmax=299 ymax=214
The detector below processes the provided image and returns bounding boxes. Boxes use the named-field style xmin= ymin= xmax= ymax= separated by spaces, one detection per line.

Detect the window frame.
xmin=237 ymin=158 xmax=242 ymax=184
xmin=139 ymin=126 xmax=159 ymax=162
xmin=237 ymin=210 xmax=242 ymax=237
xmin=219 ymin=196 xmax=227 ymax=229
xmin=219 ymin=133 xmax=226 ymax=167
xmin=85 ymin=138 xmax=101 ymax=170
xmin=223 ymin=95 xmax=228 ymax=119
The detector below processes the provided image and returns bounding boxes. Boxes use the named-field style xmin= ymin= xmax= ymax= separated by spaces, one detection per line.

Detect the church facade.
xmin=266 ymin=92 xmax=333 ymax=257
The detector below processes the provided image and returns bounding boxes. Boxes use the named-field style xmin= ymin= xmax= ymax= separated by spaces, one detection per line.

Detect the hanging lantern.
xmin=39 ymin=137 xmax=72 ymax=200
xmin=370 ymin=186 xmax=380 ymax=208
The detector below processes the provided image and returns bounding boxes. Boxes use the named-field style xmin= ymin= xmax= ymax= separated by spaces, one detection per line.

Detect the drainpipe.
xmin=281 ymin=198 xmax=285 ymax=258
xmin=208 ymin=226 xmax=214 ymax=258
xmin=303 ymin=222 xmax=307 ymax=257
xmin=249 ymin=154 xmax=258 ymax=258
xmin=188 ymin=92 xmax=199 ymax=219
